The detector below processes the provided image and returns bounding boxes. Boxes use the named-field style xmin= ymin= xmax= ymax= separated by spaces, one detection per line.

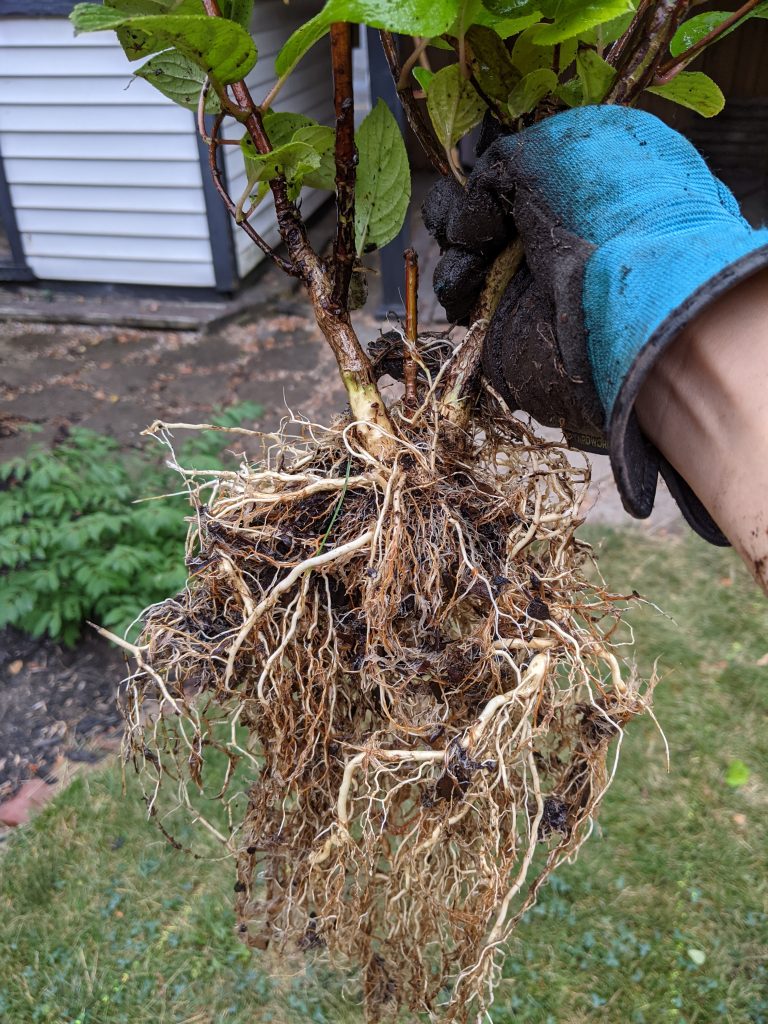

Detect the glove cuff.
xmin=608 ymin=243 xmax=768 ymax=546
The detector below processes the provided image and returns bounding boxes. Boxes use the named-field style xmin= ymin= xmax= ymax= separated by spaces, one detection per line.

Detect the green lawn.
xmin=1 ymin=529 xmax=766 ymax=1024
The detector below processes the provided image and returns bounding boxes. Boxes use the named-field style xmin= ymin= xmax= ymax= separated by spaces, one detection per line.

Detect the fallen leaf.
xmin=756 ymin=653 xmax=768 ymax=667
xmin=732 ymin=813 xmax=747 ymax=827
xmin=725 ymin=759 xmax=750 ymax=788
xmin=8 ymin=659 xmax=23 ymax=676
xmin=719 ymin=576 xmax=733 ymax=587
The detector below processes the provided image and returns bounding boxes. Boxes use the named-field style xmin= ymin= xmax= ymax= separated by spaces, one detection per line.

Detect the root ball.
xmin=122 ymin=381 xmax=654 ymax=1023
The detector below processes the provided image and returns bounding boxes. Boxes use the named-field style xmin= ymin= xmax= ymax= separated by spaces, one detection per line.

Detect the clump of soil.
xmin=118 ymin=337 xmax=654 ymax=1022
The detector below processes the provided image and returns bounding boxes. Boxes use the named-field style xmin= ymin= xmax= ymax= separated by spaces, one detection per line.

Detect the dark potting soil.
xmin=0 ymin=627 xmax=125 ymax=801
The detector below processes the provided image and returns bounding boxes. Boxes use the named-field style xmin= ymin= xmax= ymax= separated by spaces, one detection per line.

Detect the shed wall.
xmin=0 ymin=17 xmax=217 ymax=287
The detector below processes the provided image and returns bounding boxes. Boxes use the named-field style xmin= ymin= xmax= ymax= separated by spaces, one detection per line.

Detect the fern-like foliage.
xmin=0 ymin=403 xmax=261 ymax=645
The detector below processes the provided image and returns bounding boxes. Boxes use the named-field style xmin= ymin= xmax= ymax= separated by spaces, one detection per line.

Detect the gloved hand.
xmin=423 ymin=105 xmax=768 ymax=544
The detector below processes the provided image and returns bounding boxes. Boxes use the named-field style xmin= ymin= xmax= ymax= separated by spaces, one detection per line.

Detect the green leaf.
xmin=294 ymin=125 xmax=336 ymax=190
xmin=263 ymin=111 xmax=315 ymax=147
xmin=448 ymin=0 xmax=540 ymax=35
xmin=510 ymin=25 xmax=576 ymax=75
xmin=574 ymin=48 xmax=615 ymax=104
xmin=241 ymin=138 xmax=321 ymax=188
xmin=70 ymin=8 xmax=257 ymax=85
xmin=240 ymin=121 xmax=335 ymax=203
xmin=354 ymin=99 xmax=411 ymax=254
xmin=274 ymin=15 xmax=331 ymax=79
xmin=220 ymin=0 xmax=253 ymax=29
xmin=276 ymin=0 xmax=462 ymax=79
xmin=724 ymin=759 xmax=751 ymax=788
xmin=556 ymin=77 xmax=581 ymax=107
xmin=134 ymin=49 xmax=221 ymax=111
xmin=481 ymin=0 xmax=538 ymax=15
xmin=489 ymin=12 xmax=542 ymax=36
xmin=507 ymin=67 xmax=557 ymax=118
xmin=646 ymin=71 xmax=725 ymax=118
xmin=533 ymin=0 xmax=633 ymax=44
xmin=426 ymin=64 xmax=486 ymax=151
xmin=465 ymin=24 xmax=521 ymax=103
xmin=412 ymin=66 xmax=434 ymax=90
xmin=669 ymin=5 xmax=768 ymax=58
xmin=105 ymin=0 xmax=204 ymax=13
xmin=71 ymin=3 xmax=129 ymax=31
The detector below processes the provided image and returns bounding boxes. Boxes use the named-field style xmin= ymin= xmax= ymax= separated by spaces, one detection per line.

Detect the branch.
xmin=605 ymin=0 xmax=693 ymax=105
xmin=654 ymin=0 xmax=762 ymax=84
xmin=379 ymin=31 xmax=451 ymax=177
xmin=398 ymin=37 xmax=430 ymax=91
xmin=206 ymin=114 xmax=297 ymax=276
xmin=201 ymin=1 xmax=394 ymax=444
xmin=330 ymin=22 xmax=357 ymax=312
xmin=202 ymin=0 xmax=314 ymax=278
xmin=403 ymin=248 xmax=419 ymax=410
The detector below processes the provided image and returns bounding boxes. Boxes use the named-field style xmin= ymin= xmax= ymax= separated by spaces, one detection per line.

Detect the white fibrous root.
xmin=118 ymin=334 xmax=655 ymax=1024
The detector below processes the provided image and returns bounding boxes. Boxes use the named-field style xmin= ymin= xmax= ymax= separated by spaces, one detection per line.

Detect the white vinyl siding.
xmin=0 ymin=17 xmax=215 ymax=287
xmin=223 ymin=0 xmax=335 ymax=279
xmin=0 ymin=7 xmax=340 ymax=288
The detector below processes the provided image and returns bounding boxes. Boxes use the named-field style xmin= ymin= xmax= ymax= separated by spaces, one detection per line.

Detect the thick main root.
xmin=121 ymin=337 xmax=654 ymax=1023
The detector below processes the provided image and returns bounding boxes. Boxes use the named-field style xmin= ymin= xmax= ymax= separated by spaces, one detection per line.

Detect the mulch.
xmin=0 ymin=626 xmax=126 ymax=803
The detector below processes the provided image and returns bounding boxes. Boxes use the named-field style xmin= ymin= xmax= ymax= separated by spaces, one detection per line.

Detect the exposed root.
xmin=119 ymin=329 xmax=655 ymax=1023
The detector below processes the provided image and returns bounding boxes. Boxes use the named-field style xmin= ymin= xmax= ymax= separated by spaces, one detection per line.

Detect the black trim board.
xmin=195 ymin=114 xmax=238 ymax=294
xmin=0 ymin=2 xmax=76 ymax=14
xmin=0 ymin=135 xmax=34 ymax=282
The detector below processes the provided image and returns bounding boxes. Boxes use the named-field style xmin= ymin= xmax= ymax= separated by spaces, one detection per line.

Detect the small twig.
xmin=379 ymin=30 xmax=451 ymax=176
xmin=654 ymin=0 xmax=762 ymax=83
xmin=403 ymin=248 xmax=419 ymax=410
xmin=258 ymin=74 xmax=287 ymax=112
xmin=330 ymin=21 xmax=358 ymax=312
xmin=440 ymin=240 xmax=525 ymax=426
xmin=398 ymin=37 xmax=430 ymax=90
xmin=202 ymin=0 xmax=312 ymax=277
xmin=206 ymin=113 xmax=296 ymax=275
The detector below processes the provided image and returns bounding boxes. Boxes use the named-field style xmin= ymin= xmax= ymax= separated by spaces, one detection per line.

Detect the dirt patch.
xmin=0 ymin=628 xmax=125 ymax=803
xmin=0 ymin=305 xmax=350 ymax=460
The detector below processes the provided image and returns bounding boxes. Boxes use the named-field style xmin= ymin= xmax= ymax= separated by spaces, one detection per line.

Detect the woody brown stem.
xmin=403 ymin=248 xmax=419 ymax=410
xmin=654 ymin=0 xmax=762 ymax=83
xmin=379 ymin=31 xmax=451 ymax=176
xmin=201 ymin=1 xmax=393 ymax=446
xmin=606 ymin=0 xmax=692 ymax=104
xmin=206 ymin=114 xmax=296 ymax=275
xmin=440 ymin=240 xmax=524 ymax=428
xmin=330 ymin=22 xmax=357 ymax=312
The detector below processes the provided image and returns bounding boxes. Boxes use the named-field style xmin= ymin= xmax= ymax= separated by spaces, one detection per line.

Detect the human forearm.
xmin=635 ymin=268 xmax=768 ymax=592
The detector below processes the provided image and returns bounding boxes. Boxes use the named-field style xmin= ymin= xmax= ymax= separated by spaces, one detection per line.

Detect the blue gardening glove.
xmin=423 ymin=105 xmax=768 ymax=545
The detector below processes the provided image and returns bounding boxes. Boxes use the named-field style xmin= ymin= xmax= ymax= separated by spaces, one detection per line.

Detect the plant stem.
xmin=206 ymin=115 xmax=296 ymax=274
xmin=379 ymin=31 xmax=451 ymax=176
xmin=440 ymin=240 xmax=524 ymax=428
xmin=201 ymin=2 xmax=394 ymax=445
xmin=330 ymin=22 xmax=357 ymax=313
xmin=397 ymin=37 xmax=430 ymax=91
xmin=654 ymin=0 xmax=762 ymax=83
xmin=606 ymin=0 xmax=692 ymax=104
xmin=403 ymin=248 xmax=419 ymax=410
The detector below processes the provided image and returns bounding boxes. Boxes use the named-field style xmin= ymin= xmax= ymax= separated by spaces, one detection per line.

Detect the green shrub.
xmin=0 ymin=403 xmax=261 ymax=645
